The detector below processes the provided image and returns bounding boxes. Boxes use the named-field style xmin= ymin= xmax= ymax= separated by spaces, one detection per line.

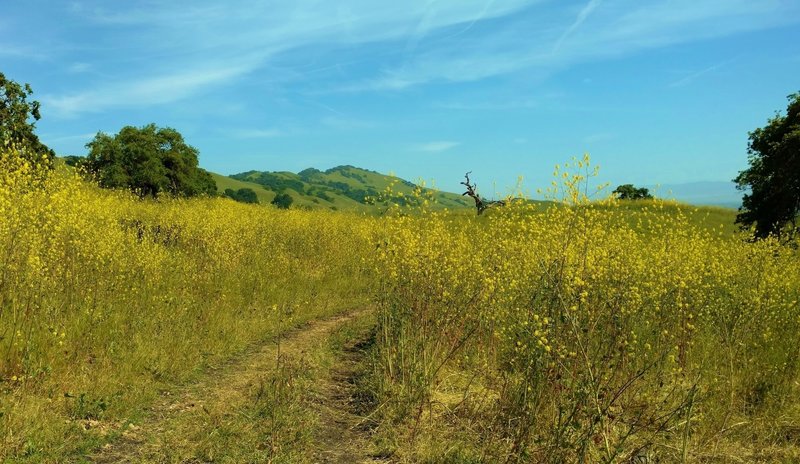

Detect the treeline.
xmin=223 ymin=188 xmax=258 ymax=204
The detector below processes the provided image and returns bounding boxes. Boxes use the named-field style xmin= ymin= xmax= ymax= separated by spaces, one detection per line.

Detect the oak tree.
xmin=84 ymin=124 xmax=216 ymax=198
xmin=735 ymin=93 xmax=800 ymax=240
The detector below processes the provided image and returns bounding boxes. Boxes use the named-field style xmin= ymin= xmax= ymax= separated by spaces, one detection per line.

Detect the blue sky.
xmin=2 ymin=0 xmax=799 ymax=195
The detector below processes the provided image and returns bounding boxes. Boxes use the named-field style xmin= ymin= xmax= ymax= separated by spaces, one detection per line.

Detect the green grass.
xmin=599 ymin=198 xmax=740 ymax=235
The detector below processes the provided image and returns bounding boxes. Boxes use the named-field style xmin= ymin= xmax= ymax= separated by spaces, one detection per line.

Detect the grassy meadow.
xmin=0 ymin=147 xmax=374 ymax=461
xmin=370 ymin=158 xmax=800 ymax=462
xmin=2 ymin=149 xmax=799 ymax=462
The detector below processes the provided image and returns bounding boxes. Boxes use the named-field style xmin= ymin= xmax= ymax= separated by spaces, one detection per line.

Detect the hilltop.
xmin=218 ymin=165 xmax=472 ymax=211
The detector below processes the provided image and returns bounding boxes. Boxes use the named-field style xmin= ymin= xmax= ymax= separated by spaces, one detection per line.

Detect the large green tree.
xmin=85 ymin=124 xmax=216 ymax=198
xmin=735 ymin=93 xmax=800 ymax=240
xmin=0 ymin=72 xmax=54 ymax=164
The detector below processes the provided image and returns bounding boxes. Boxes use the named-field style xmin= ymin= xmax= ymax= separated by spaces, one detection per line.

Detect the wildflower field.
xmin=373 ymin=158 xmax=800 ymax=462
xmin=0 ymin=146 xmax=373 ymax=460
xmin=1 ymin=148 xmax=799 ymax=462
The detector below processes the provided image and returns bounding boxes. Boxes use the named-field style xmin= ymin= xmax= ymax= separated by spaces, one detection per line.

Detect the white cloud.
xmin=553 ymin=0 xmax=602 ymax=53
xmin=351 ymin=0 xmax=799 ymax=92
xmin=43 ymin=63 xmax=255 ymax=116
xmin=417 ymin=141 xmax=460 ymax=152
xmin=30 ymin=0 xmax=800 ymax=115
xmin=41 ymin=0 xmax=536 ymax=115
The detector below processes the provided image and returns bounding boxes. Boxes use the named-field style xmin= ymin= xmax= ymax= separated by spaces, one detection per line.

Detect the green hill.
xmin=218 ymin=165 xmax=472 ymax=211
xmin=211 ymin=173 xmax=276 ymax=205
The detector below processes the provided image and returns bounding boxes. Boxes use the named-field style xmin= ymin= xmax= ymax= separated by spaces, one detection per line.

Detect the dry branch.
xmin=461 ymin=172 xmax=505 ymax=215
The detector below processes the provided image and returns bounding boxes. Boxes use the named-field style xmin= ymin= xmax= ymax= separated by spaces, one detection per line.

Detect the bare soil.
xmin=311 ymin=329 xmax=385 ymax=463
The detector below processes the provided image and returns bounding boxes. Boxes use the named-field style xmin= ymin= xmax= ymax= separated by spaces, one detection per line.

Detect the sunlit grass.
xmin=2 ymin=147 xmax=795 ymax=462
xmin=0 ymin=146 xmax=374 ymax=461
xmin=371 ymin=155 xmax=800 ymax=462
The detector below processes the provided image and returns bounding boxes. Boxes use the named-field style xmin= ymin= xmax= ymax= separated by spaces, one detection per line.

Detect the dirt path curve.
xmin=91 ymin=309 xmax=375 ymax=463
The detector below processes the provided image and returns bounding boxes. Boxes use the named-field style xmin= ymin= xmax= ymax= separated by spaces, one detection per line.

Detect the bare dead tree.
xmin=461 ymin=172 xmax=506 ymax=215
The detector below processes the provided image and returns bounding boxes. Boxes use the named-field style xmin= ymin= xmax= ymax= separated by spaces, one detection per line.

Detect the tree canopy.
xmin=84 ymin=124 xmax=216 ymax=198
xmin=735 ymin=93 xmax=800 ymax=240
xmin=613 ymin=184 xmax=653 ymax=200
xmin=271 ymin=192 xmax=293 ymax=209
xmin=0 ymin=72 xmax=54 ymax=164
xmin=224 ymin=187 xmax=259 ymax=204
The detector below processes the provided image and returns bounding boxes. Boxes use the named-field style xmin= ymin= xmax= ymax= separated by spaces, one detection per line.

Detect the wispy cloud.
xmin=339 ymin=49 xmax=548 ymax=92
xmin=668 ymin=59 xmax=734 ymax=87
xmin=349 ymin=0 xmax=799 ymax=92
xmin=16 ymin=0 xmax=800 ymax=116
xmin=0 ymin=43 xmax=48 ymax=60
xmin=553 ymin=0 xmax=602 ymax=53
xmin=38 ymin=0 xmax=535 ymax=115
xmin=416 ymin=141 xmax=460 ymax=152
xmin=43 ymin=64 xmax=255 ymax=116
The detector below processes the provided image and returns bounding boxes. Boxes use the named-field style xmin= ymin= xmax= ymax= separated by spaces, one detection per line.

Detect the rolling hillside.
xmin=211 ymin=173 xmax=276 ymax=205
xmin=218 ymin=165 xmax=472 ymax=211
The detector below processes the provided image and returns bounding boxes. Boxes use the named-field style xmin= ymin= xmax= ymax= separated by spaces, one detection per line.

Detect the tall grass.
xmin=373 ymin=156 xmax=800 ymax=462
xmin=3 ymin=146 xmax=798 ymax=462
xmin=0 ymin=146 xmax=374 ymax=461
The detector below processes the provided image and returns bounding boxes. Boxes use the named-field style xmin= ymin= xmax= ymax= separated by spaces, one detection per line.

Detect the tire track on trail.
xmin=90 ymin=308 xmax=379 ymax=463
xmin=310 ymin=321 xmax=386 ymax=463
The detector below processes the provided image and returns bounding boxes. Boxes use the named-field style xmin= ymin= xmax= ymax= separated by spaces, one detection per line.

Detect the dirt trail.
xmin=91 ymin=309 xmax=379 ymax=463
xmin=311 ymin=329 xmax=384 ymax=463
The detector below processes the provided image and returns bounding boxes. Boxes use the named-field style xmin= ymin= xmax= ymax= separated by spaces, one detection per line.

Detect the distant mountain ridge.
xmin=219 ymin=165 xmax=471 ymax=210
xmin=214 ymin=165 xmax=743 ymax=211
